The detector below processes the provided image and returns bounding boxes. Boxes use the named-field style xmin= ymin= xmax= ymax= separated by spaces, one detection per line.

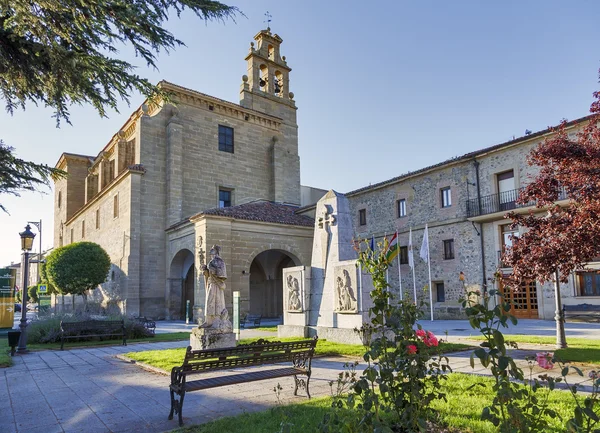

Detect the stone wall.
xmin=346 ymin=161 xmax=481 ymax=319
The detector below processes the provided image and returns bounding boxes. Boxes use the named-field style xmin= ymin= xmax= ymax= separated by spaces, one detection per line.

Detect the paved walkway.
xmin=1 ymin=320 xmax=599 ymax=433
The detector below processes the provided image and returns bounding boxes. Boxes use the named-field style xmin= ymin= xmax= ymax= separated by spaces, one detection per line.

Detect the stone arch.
xmin=246 ymin=247 xmax=303 ymax=319
xmin=243 ymin=243 xmax=305 ymax=275
xmin=168 ymin=248 xmax=195 ymax=320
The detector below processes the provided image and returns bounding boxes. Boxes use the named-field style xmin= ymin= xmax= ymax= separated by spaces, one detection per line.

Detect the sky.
xmin=1 ymin=0 xmax=600 ymax=266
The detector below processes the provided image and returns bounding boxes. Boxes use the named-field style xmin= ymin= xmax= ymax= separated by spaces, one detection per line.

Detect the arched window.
xmin=274 ymin=71 xmax=283 ymax=95
xmin=259 ymin=65 xmax=268 ymax=91
xmin=268 ymin=45 xmax=274 ymax=59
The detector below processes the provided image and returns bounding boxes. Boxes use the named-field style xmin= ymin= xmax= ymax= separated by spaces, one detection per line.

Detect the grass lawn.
xmin=124 ymin=336 xmax=473 ymax=372
xmin=0 ymin=343 xmax=12 ymax=368
xmin=251 ymin=326 xmax=278 ymax=332
xmin=0 ymin=331 xmax=192 ymax=364
xmin=469 ymin=335 xmax=600 ymax=365
xmin=170 ymin=373 xmax=578 ymax=433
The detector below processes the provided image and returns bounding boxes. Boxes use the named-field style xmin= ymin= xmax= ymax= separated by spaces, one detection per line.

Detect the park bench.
xmin=135 ymin=316 xmax=156 ymax=334
xmin=240 ymin=314 xmax=262 ymax=329
xmin=60 ymin=319 xmax=127 ymax=350
xmin=168 ymin=337 xmax=318 ymax=426
xmin=563 ymin=304 xmax=600 ymax=322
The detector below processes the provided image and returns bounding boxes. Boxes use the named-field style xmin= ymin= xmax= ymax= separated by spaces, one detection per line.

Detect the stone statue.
xmin=198 ymin=245 xmax=230 ymax=329
xmin=287 ymin=275 xmax=302 ymax=311
xmin=336 ymin=269 xmax=357 ymax=312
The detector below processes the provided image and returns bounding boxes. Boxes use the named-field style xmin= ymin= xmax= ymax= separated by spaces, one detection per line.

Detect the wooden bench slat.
xmin=173 ymin=367 xmax=306 ymax=393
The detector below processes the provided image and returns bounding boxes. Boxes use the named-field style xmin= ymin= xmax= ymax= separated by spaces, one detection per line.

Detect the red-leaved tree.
xmin=503 ymin=84 xmax=600 ymax=349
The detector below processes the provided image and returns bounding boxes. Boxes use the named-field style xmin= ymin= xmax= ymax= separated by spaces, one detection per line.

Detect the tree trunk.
xmin=554 ymin=269 xmax=567 ymax=349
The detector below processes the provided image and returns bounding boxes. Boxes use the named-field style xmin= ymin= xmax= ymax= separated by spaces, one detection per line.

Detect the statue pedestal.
xmin=190 ymin=325 xmax=236 ymax=350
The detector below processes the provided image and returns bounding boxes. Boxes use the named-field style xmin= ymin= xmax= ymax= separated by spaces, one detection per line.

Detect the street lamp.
xmin=27 ymin=220 xmax=42 ymax=283
xmin=18 ymin=224 xmax=35 ymax=353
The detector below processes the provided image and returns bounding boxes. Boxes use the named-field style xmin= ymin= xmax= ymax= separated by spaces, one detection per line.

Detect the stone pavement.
xmin=1 ymin=321 xmax=599 ymax=433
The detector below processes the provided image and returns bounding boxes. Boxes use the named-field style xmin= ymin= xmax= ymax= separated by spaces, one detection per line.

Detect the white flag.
xmin=408 ymin=228 xmax=415 ymax=270
xmin=420 ymin=224 xmax=429 ymax=263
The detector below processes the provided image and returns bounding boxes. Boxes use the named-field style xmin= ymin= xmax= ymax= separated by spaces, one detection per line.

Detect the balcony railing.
xmin=466 ymin=186 xmax=568 ymax=218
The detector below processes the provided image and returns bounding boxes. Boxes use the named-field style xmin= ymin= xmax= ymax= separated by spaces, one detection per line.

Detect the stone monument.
xmin=278 ymin=190 xmax=373 ymax=344
xmin=190 ymin=245 xmax=236 ymax=350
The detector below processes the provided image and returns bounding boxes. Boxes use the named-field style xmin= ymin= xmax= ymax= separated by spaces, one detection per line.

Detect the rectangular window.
xmin=397 ymin=199 xmax=407 ymax=218
xmin=58 ymin=191 xmax=62 ymax=209
xmin=577 ymin=272 xmax=600 ymax=296
xmin=443 ymin=239 xmax=455 ymax=260
xmin=81 ymin=221 xmax=85 ymax=238
xmin=359 ymin=209 xmax=366 ymax=226
xmin=96 ymin=209 xmax=100 ymax=229
xmin=113 ymin=195 xmax=119 ymax=218
xmin=399 ymin=246 xmax=408 ymax=265
xmin=441 ymin=187 xmax=452 ymax=208
xmin=219 ymin=189 xmax=232 ymax=208
xmin=70 ymin=228 xmax=74 ymax=243
xmin=218 ymin=125 xmax=234 ymax=153
xmin=436 ymin=282 xmax=446 ymax=302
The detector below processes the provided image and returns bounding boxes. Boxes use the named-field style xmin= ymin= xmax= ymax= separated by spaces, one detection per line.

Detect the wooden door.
xmin=499 ymin=278 xmax=539 ymax=319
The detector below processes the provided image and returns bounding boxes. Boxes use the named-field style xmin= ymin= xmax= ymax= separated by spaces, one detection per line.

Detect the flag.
xmin=420 ymin=224 xmax=429 ymax=263
xmin=385 ymin=232 xmax=399 ymax=262
xmin=408 ymin=228 xmax=415 ymax=270
xmin=369 ymin=234 xmax=375 ymax=253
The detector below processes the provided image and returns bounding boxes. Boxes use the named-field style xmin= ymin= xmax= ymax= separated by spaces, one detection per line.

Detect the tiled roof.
xmin=345 ymin=114 xmax=593 ymax=197
xmin=195 ymin=201 xmax=314 ymax=227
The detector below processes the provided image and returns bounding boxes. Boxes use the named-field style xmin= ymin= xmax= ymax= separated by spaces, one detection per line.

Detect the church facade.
xmin=53 ymin=29 xmax=322 ymax=320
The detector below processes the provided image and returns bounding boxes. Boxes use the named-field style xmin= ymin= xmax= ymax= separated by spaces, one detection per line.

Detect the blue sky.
xmin=1 ymin=0 xmax=599 ymax=265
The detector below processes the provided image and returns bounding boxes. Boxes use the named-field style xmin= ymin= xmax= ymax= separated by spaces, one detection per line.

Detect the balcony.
xmin=466 ymin=187 xmax=568 ymax=218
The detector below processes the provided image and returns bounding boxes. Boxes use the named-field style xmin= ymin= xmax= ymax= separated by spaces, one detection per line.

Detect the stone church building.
xmin=53 ymin=28 xmax=324 ymax=320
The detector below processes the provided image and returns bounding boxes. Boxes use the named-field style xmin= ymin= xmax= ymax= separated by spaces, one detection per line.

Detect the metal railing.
xmin=466 ymin=186 xmax=568 ymax=218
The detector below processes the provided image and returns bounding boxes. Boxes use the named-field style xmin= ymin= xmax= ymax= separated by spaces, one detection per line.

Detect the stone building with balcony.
xmin=305 ymin=115 xmax=595 ymax=320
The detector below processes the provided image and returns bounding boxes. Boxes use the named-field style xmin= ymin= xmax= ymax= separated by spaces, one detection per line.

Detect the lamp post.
xmin=18 ymin=224 xmax=36 ymax=353
xmin=27 ymin=220 xmax=42 ymax=283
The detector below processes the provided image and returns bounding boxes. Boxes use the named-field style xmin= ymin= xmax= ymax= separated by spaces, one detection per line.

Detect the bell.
xmin=259 ymin=78 xmax=266 ymax=87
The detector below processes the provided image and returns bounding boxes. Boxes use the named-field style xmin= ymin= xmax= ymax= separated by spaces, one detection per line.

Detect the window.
xmin=113 ymin=195 xmax=119 ymax=218
xmin=497 ymin=170 xmax=516 ymax=211
xmin=435 ymin=282 xmax=446 ymax=302
xmin=70 ymin=228 xmax=74 ymax=243
xmin=397 ymin=199 xmax=407 ymax=218
xmin=81 ymin=221 xmax=85 ymax=239
xmin=58 ymin=191 xmax=62 ymax=209
xmin=219 ymin=189 xmax=231 ymax=208
xmin=443 ymin=239 xmax=455 ymax=260
xmin=577 ymin=272 xmax=600 ymax=296
xmin=96 ymin=209 xmax=100 ymax=229
xmin=399 ymin=246 xmax=408 ymax=264
xmin=359 ymin=209 xmax=366 ymax=226
xmin=441 ymin=187 xmax=452 ymax=208
xmin=218 ymin=125 xmax=234 ymax=153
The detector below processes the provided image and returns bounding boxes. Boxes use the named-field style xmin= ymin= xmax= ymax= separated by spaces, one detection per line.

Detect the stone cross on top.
xmin=318 ymin=205 xmax=337 ymax=230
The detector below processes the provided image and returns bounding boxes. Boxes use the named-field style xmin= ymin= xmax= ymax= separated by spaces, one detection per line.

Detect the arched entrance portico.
xmin=249 ymin=250 xmax=299 ymax=318
xmin=168 ymin=249 xmax=195 ymax=320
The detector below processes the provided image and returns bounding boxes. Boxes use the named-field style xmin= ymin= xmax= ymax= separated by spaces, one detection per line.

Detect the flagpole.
xmin=396 ymin=230 xmax=402 ymax=301
xmin=410 ymin=228 xmax=417 ymax=303
xmin=427 ymin=227 xmax=434 ymax=322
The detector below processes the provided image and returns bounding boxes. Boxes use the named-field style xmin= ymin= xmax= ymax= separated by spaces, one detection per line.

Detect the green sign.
xmin=38 ymin=284 xmax=48 ymax=293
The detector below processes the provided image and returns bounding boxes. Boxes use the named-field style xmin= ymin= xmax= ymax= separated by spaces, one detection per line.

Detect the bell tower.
xmin=239 ymin=28 xmax=296 ymax=120
xmin=239 ymin=28 xmax=300 ymax=206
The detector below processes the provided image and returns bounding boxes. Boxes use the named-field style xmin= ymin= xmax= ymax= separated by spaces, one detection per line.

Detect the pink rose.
xmin=415 ymin=329 xmax=426 ymax=338
xmin=536 ymin=352 xmax=554 ymax=370
xmin=424 ymin=336 xmax=439 ymax=347
xmin=407 ymin=345 xmax=417 ymax=355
